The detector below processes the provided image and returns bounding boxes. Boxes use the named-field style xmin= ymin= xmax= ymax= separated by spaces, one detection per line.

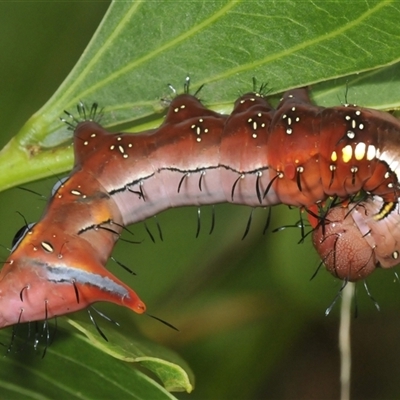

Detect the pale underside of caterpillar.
xmin=2 ymin=86 xmax=400 ymax=330
xmin=312 ymin=195 xmax=400 ymax=282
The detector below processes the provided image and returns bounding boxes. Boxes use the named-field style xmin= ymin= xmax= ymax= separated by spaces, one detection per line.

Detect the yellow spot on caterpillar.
xmin=331 ymin=151 xmax=338 ymax=162
xmin=373 ymin=202 xmax=395 ymax=221
xmin=342 ymin=145 xmax=352 ymax=163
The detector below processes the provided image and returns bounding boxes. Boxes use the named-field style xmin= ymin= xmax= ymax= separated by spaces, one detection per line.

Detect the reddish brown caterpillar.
xmin=312 ymin=195 xmax=400 ymax=282
xmin=2 ymin=85 xmax=400 ymax=331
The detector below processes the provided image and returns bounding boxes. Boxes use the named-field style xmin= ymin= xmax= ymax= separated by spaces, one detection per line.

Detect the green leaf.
xmin=64 ymin=317 xmax=194 ymax=393
xmin=1 ymin=0 xmax=400 ymax=191
xmin=0 ymin=325 xmax=180 ymax=400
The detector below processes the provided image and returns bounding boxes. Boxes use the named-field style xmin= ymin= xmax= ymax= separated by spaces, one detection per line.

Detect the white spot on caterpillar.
xmin=345 ymin=115 xmax=351 ymax=121
xmin=70 ymin=190 xmax=87 ymax=199
xmin=347 ymin=130 xmax=355 ymax=139
xmin=118 ymin=145 xmax=124 ymax=154
xmin=359 ymin=123 xmax=364 ymax=130
xmin=286 ymin=128 xmax=292 ymax=134
xmin=350 ymin=166 xmax=358 ymax=174
xmin=393 ymin=251 xmax=399 ymax=259
xmin=354 ymin=142 xmax=366 ymax=160
xmin=366 ymin=145 xmax=376 ymax=161
xmin=174 ymin=105 xmax=186 ymax=113
xmin=41 ymin=242 xmax=54 ymax=253
xmin=116 ymin=137 xmax=122 ymax=142
xmin=355 ymin=110 xmax=361 ymax=116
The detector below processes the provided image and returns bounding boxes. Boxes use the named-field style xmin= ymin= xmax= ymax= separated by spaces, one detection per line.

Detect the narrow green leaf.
xmin=65 ymin=318 xmax=194 ymax=393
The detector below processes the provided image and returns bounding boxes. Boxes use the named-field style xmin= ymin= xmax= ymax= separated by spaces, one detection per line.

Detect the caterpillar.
xmin=2 ymin=85 xmax=400 ymax=330
xmin=312 ymin=195 xmax=400 ymax=282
